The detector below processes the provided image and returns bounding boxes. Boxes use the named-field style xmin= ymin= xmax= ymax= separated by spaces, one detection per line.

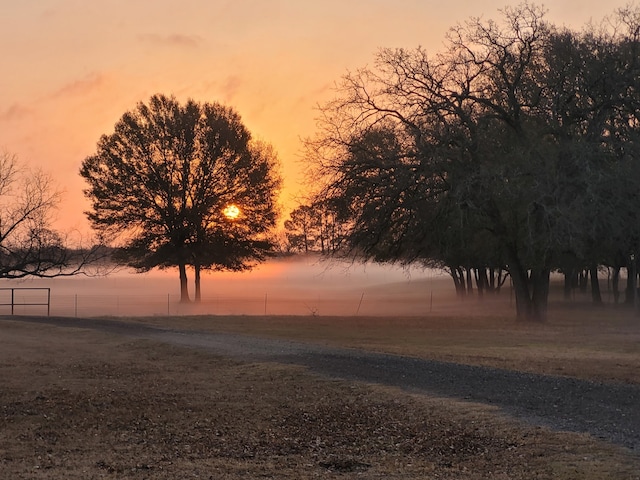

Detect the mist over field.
xmin=0 ymin=256 xmax=465 ymax=318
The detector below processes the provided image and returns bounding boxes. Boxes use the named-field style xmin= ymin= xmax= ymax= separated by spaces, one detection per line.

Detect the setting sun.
xmin=223 ymin=204 xmax=241 ymax=220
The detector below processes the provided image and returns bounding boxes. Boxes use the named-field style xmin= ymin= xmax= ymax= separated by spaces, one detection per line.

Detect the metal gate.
xmin=0 ymin=288 xmax=50 ymax=316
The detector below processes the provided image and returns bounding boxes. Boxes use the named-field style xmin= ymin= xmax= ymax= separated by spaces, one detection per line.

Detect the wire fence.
xmin=2 ymin=283 xmax=622 ymax=319
xmin=0 ymin=289 xmax=468 ymax=318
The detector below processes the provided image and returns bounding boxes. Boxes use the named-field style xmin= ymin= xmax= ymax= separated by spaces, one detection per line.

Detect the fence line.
xmin=5 ymin=289 xmax=616 ymax=319
xmin=0 ymin=290 xmax=462 ymax=318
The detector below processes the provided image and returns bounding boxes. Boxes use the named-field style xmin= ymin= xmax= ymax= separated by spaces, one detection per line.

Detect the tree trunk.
xmin=589 ymin=265 xmax=602 ymax=305
xmin=612 ymin=266 xmax=621 ymax=304
xmin=496 ymin=268 xmax=509 ymax=294
xmin=508 ymin=262 xmax=532 ymax=320
xmin=530 ymin=268 xmax=550 ymax=321
xmin=194 ymin=264 xmax=202 ymax=303
xmin=625 ymin=260 xmax=637 ymax=305
xmin=578 ymin=269 xmax=588 ymax=293
xmin=465 ymin=267 xmax=473 ymax=296
xmin=319 ymin=227 xmax=326 ymax=254
xmin=507 ymin=246 xmax=549 ymax=321
xmin=448 ymin=266 xmax=465 ymax=297
xmin=179 ymin=263 xmax=190 ymax=303
xmin=476 ymin=268 xmax=489 ymax=297
xmin=563 ymin=267 xmax=575 ymax=300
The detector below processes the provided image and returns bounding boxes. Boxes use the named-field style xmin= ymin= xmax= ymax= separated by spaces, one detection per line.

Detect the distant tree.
xmin=0 ymin=151 xmax=97 ymax=278
xmin=314 ymin=198 xmax=347 ymax=254
xmin=284 ymin=199 xmax=347 ymax=254
xmin=80 ymin=94 xmax=281 ymax=302
xmin=284 ymin=204 xmax=318 ymax=253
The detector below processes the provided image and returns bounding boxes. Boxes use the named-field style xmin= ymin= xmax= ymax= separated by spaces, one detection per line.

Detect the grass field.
xmin=132 ymin=302 xmax=640 ymax=385
xmin=1 ymin=307 xmax=640 ymax=479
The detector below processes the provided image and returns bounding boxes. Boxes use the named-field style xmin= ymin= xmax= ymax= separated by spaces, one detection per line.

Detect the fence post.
xmin=355 ymin=292 xmax=365 ymax=316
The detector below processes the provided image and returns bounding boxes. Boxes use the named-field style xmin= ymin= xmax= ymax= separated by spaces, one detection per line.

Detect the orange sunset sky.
xmin=1 ymin=0 xmax=623 ymax=235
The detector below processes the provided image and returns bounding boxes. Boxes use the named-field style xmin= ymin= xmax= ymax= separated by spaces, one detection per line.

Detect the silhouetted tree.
xmin=307 ymin=3 xmax=640 ymax=321
xmin=284 ymin=204 xmax=318 ymax=252
xmin=542 ymin=10 xmax=640 ymax=305
xmin=315 ymin=198 xmax=348 ymax=253
xmin=284 ymin=199 xmax=347 ymax=254
xmin=0 ymin=151 xmax=99 ymax=278
xmin=80 ymin=94 xmax=281 ymax=302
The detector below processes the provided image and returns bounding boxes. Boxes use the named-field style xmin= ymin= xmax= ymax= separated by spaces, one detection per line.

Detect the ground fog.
xmin=0 ymin=256 xmax=465 ymax=317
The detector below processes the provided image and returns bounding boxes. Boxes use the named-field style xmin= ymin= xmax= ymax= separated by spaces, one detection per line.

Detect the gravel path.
xmin=11 ymin=315 xmax=640 ymax=452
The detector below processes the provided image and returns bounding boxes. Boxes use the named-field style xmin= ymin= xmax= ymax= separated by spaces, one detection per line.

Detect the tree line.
xmin=296 ymin=3 xmax=640 ymax=321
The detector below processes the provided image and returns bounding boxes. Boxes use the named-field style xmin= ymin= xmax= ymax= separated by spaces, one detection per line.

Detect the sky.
xmin=0 ymin=0 xmax=625 ymax=234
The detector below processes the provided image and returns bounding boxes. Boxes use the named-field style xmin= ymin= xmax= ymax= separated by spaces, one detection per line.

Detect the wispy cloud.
xmin=199 ymin=75 xmax=244 ymax=103
xmin=138 ymin=33 xmax=204 ymax=49
xmin=52 ymin=72 xmax=106 ymax=99
xmin=0 ymin=103 xmax=33 ymax=122
xmin=221 ymin=75 xmax=242 ymax=100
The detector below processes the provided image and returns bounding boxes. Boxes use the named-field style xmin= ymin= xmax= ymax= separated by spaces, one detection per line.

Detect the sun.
xmin=223 ymin=204 xmax=241 ymax=220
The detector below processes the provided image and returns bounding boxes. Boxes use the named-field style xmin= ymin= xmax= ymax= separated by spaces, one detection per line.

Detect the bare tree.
xmin=0 ymin=151 xmax=97 ymax=278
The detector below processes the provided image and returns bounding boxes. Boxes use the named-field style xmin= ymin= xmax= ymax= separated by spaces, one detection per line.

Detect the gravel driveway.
xmin=12 ymin=315 xmax=640 ymax=453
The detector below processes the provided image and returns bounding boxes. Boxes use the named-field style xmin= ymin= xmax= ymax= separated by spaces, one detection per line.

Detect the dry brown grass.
xmin=131 ymin=303 xmax=640 ymax=384
xmin=1 ymin=316 xmax=639 ymax=479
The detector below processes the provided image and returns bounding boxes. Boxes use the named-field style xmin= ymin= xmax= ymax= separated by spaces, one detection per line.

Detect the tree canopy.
xmin=81 ymin=94 xmax=281 ymax=302
xmin=306 ymin=3 xmax=640 ymax=321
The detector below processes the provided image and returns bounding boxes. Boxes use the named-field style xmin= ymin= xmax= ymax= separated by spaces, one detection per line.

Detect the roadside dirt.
xmin=1 ymin=319 xmax=639 ymax=479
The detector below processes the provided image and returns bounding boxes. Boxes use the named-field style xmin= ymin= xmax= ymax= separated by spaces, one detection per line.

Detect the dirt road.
xmin=13 ymin=315 xmax=640 ymax=453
